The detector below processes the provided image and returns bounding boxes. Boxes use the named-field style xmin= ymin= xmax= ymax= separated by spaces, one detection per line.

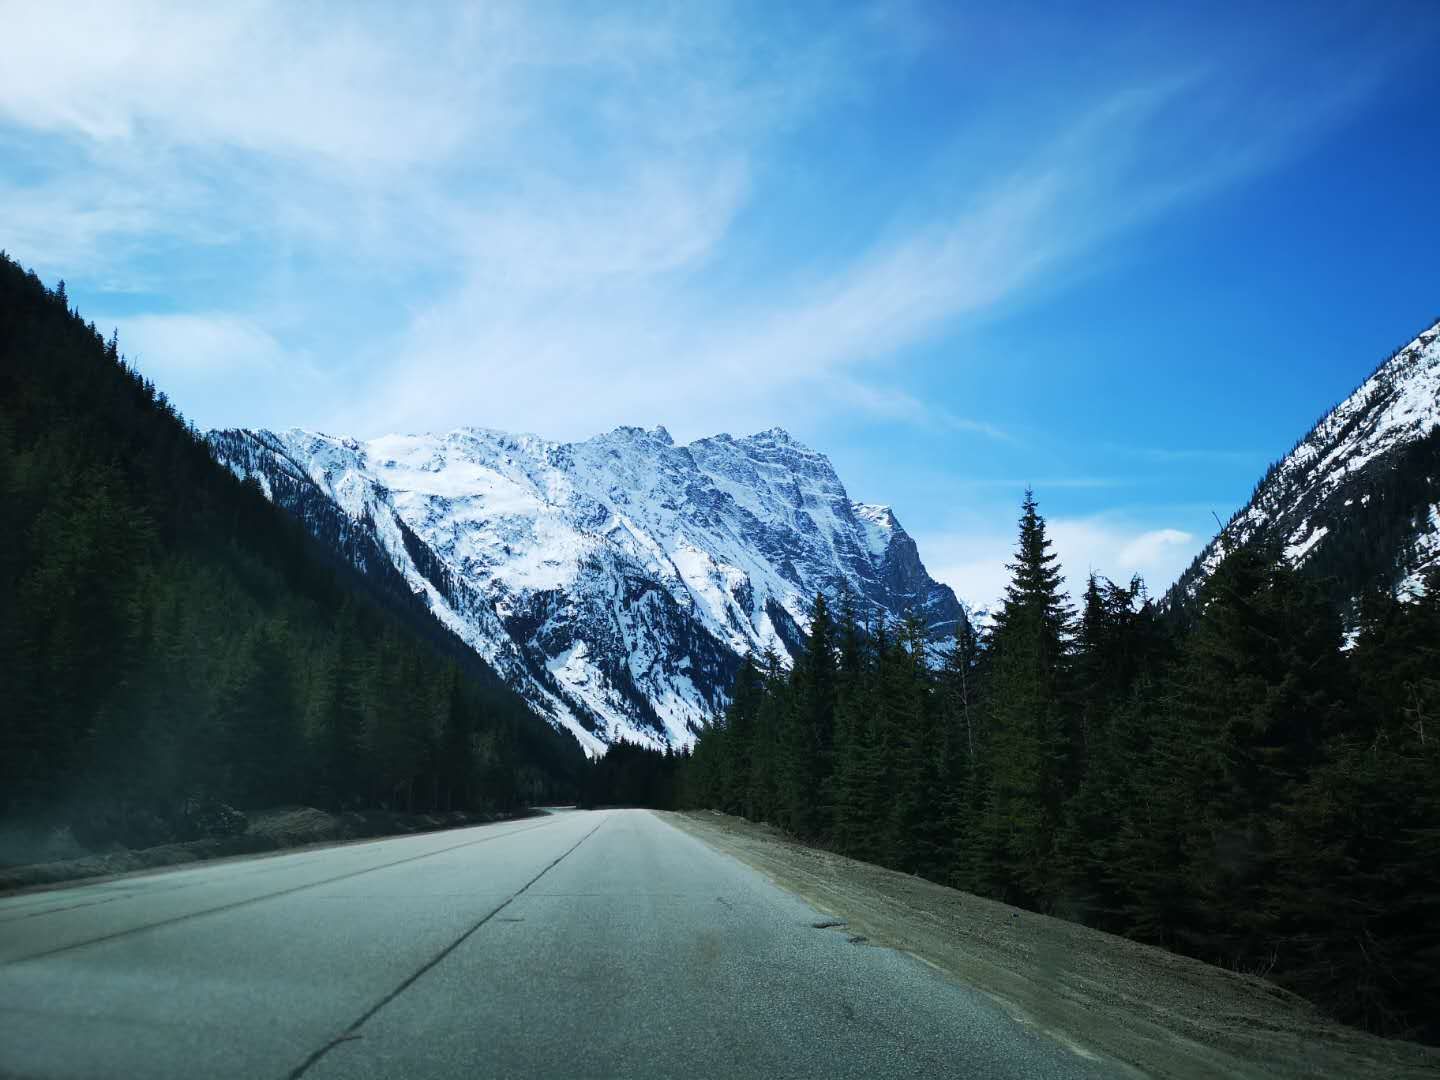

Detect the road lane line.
xmin=285 ymin=813 xmax=609 ymax=1080
xmin=0 ymin=816 xmax=566 ymax=966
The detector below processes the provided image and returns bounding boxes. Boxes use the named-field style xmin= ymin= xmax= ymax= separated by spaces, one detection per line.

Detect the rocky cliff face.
xmin=208 ymin=424 xmax=967 ymax=752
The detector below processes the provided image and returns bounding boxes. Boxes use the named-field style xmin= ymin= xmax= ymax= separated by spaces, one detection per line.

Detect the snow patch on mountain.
xmin=1284 ymin=524 xmax=1328 ymax=564
xmin=853 ymin=502 xmax=898 ymax=561
xmin=1398 ymin=503 xmax=1440 ymax=598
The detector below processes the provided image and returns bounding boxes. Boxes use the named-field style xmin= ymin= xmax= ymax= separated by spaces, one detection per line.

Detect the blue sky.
xmin=2 ymin=1 xmax=1437 ymax=606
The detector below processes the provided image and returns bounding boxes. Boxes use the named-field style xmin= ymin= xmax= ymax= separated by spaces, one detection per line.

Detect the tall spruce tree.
xmin=884 ymin=614 xmax=942 ymax=874
xmin=782 ymin=593 xmax=838 ymax=837
xmin=1057 ymin=574 xmax=1172 ymax=923
xmin=935 ymin=617 xmax=981 ymax=883
xmin=723 ymin=657 xmax=761 ymax=817
xmin=747 ymin=650 xmax=787 ymax=824
xmin=829 ymin=597 xmax=871 ymax=851
xmin=978 ymin=489 xmax=1073 ymax=908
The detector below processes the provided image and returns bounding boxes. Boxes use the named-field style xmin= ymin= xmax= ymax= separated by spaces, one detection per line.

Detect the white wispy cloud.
xmin=121 ymin=313 xmax=293 ymax=376
xmin=340 ymin=89 xmax=1215 ymax=438
xmin=0 ymin=2 xmax=490 ymax=167
xmin=341 ymin=24 xmax=1413 ymax=441
xmin=110 ymin=311 xmax=330 ymax=425
xmin=1 ymin=3 xmax=1422 ymax=440
xmin=920 ymin=517 xmax=1198 ymax=611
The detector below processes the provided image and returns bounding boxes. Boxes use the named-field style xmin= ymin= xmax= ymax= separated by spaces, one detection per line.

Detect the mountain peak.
xmin=744 ymin=426 xmax=804 ymax=448
xmin=597 ymin=424 xmax=676 ymax=446
xmin=209 ymin=421 xmax=965 ymax=753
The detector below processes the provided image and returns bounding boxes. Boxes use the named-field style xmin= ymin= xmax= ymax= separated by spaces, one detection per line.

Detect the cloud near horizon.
xmin=920 ymin=518 xmax=1198 ymax=611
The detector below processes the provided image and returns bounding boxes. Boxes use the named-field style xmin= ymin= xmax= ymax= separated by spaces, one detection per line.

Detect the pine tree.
xmin=313 ymin=609 xmax=367 ymax=809
xmin=217 ymin=620 xmax=303 ymax=807
xmin=935 ymin=617 xmax=981 ymax=884
xmin=886 ymin=614 xmax=941 ymax=873
xmin=1071 ymin=573 xmax=1109 ymax=775
xmin=1056 ymin=573 xmax=1164 ymax=913
xmin=783 ymin=593 xmax=838 ymax=837
xmin=747 ymin=650 xmax=787 ymax=824
xmin=978 ymin=489 xmax=1073 ymax=908
xmin=723 ymin=657 xmax=761 ymax=816
xmin=438 ymin=663 xmax=474 ymax=811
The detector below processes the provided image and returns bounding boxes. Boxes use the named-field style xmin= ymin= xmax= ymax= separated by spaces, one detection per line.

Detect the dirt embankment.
xmin=0 ymin=806 xmax=514 ymax=894
xmin=665 ymin=810 xmax=1440 ymax=1080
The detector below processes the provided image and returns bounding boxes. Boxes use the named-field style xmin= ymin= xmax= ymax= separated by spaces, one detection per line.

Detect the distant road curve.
xmin=0 ymin=809 xmax=1108 ymax=1079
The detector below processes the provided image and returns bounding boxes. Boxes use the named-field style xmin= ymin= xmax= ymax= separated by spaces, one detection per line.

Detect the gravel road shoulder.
xmin=663 ymin=810 xmax=1440 ymax=1080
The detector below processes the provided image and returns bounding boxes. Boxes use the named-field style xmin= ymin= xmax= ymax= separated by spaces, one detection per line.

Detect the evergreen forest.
xmin=0 ymin=254 xmax=583 ymax=849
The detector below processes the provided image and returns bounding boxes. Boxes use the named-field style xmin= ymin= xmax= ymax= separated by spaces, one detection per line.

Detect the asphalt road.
xmin=0 ymin=809 xmax=1111 ymax=1079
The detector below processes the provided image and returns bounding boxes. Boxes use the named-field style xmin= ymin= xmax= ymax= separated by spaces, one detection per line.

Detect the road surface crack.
xmin=284 ymin=815 xmax=607 ymax=1080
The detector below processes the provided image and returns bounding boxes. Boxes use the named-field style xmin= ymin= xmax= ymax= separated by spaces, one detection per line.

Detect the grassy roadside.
xmin=0 ymin=806 xmax=532 ymax=895
xmin=664 ymin=809 xmax=1440 ymax=1080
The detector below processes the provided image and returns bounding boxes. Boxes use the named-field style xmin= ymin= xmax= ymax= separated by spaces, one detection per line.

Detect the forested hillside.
xmin=681 ymin=491 xmax=1440 ymax=1045
xmin=0 ymin=255 xmax=582 ymax=849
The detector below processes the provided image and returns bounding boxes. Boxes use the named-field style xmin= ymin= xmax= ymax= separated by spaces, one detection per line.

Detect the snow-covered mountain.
xmin=1170 ymin=317 xmax=1440 ymax=618
xmin=207 ymin=424 xmax=966 ymax=753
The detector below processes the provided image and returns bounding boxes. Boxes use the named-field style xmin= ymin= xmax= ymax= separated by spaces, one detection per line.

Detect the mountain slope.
xmin=1169 ymin=317 xmax=1440 ymax=620
xmin=208 ymin=424 xmax=967 ymax=752
xmin=0 ymin=254 xmax=582 ymax=829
